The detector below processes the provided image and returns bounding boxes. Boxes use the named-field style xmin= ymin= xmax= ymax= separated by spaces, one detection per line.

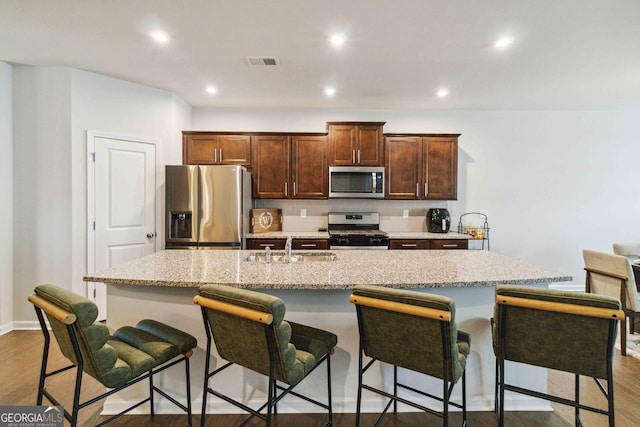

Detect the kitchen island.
xmin=85 ymin=249 xmax=571 ymax=416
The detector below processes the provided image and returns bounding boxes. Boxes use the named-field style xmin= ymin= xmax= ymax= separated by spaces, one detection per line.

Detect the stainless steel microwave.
xmin=329 ymin=166 xmax=385 ymax=198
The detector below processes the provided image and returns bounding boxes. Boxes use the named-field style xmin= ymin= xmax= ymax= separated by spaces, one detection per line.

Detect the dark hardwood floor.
xmin=2 ymin=330 xmax=639 ymax=426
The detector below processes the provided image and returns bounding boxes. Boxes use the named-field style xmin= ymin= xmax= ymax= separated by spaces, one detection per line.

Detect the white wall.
xmin=0 ymin=62 xmax=13 ymax=332
xmin=11 ymin=67 xmax=192 ymax=324
xmin=192 ymin=107 xmax=640 ymax=289
xmin=70 ymin=69 xmax=191 ymax=301
xmin=12 ymin=66 xmax=73 ymax=328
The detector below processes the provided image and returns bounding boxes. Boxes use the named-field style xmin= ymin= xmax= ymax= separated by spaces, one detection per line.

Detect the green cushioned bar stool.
xmin=350 ymin=285 xmax=471 ymax=427
xmin=29 ymin=284 xmax=198 ymax=427
xmin=493 ymin=284 xmax=623 ymax=427
xmin=194 ymin=284 xmax=337 ymax=427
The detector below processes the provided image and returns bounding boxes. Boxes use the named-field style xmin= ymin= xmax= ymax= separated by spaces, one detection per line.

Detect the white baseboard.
xmin=1 ymin=320 xmax=44 ymax=333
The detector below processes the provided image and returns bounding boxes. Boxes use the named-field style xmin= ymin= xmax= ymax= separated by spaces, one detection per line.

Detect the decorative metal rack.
xmin=457 ymin=212 xmax=490 ymax=250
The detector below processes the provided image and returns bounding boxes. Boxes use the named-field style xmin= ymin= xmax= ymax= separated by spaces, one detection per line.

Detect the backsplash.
xmin=254 ymin=199 xmax=452 ymax=232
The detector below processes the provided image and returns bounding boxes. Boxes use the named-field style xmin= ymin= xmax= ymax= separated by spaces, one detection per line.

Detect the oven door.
xmin=330 ymin=236 xmax=389 ymax=250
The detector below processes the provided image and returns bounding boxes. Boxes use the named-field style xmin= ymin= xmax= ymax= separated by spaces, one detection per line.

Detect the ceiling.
xmin=1 ymin=0 xmax=640 ymax=110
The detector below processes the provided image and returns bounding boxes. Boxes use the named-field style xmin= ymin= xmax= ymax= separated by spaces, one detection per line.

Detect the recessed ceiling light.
xmin=151 ymin=31 xmax=170 ymax=44
xmin=324 ymin=87 xmax=336 ymax=97
xmin=494 ymin=36 xmax=514 ymax=50
xmin=329 ymin=34 xmax=346 ymax=46
xmin=436 ymin=89 xmax=449 ymax=98
xmin=206 ymin=86 xmax=217 ymax=95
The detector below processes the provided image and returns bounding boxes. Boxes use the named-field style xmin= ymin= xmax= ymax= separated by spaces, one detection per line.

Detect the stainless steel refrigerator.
xmin=165 ymin=165 xmax=252 ymax=249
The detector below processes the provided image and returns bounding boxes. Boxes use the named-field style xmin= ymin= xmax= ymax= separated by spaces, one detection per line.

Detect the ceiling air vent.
xmin=245 ymin=56 xmax=280 ymax=66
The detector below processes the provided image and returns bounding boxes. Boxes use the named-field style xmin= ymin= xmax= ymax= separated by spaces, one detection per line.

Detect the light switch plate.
xmin=300 ymin=209 xmax=307 ymax=218
xmin=402 ymin=209 xmax=409 ymax=218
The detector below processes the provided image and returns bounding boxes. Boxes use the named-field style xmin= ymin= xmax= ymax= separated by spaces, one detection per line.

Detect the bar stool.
xmin=584 ymin=249 xmax=640 ymax=355
xmin=29 ymin=284 xmax=197 ymax=427
xmin=350 ymin=284 xmax=470 ymax=427
xmin=194 ymin=284 xmax=337 ymax=427
xmin=494 ymin=284 xmax=622 ymax=427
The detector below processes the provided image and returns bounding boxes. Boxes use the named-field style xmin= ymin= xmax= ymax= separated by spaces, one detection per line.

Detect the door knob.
xmin=146 ymin=232 xmax=156 ymax=238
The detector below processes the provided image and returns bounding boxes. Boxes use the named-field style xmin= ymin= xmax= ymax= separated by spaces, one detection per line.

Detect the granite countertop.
xmin=84 ymin=249 xmax=571 ymax=290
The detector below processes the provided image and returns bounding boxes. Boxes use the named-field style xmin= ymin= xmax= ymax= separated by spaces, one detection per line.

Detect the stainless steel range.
xmin=328 ymin=212 xmax=389 ymax=250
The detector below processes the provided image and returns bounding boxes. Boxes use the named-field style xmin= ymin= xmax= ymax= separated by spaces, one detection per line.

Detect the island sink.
xmin=244 ymin=251 xmax=337 ymax=263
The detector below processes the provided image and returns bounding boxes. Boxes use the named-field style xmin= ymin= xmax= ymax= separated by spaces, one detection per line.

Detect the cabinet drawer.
xmin=246 ymin=239 xmax=285 ymax=250
xmin=292 ymin=239 xmax=329 ymax=250
xmin=389 ymin=239 xmax=429 ymax=250
xmin=429 ymin=239 xmax=468 ymax=250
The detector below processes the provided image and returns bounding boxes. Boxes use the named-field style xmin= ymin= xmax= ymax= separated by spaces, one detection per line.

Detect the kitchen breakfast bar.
xmin=84 ymin=249 xmax=571 ymax=416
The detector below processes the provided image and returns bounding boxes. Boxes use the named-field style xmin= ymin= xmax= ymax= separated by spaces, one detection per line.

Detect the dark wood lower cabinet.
xmin=246 ymin=238 xmax=329 ymax=250
xmin=389 ymin=239 xmax=469 ymax=250
xmin=292 ymin=239 xmax=329 ymax=250
xmin=389 ymin=239 xmax=429 ymax=250
xmin=246 ymin=239 xmax=285 ymax=250
xmin=429 ymin=239 xmax=468 ymax=250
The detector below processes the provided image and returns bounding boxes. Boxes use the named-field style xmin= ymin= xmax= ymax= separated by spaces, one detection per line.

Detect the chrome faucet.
xmin=265 ymin=246 xmax=271 ymax=264
xmin=285 ymin=235 xmax=292 ymax=263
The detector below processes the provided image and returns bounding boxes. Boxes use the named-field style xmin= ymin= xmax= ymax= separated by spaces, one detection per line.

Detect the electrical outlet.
xmin=402 ymin=209 xmax=409 ymax=218
xmin=300 ymin=209 xmax=307 ymax=218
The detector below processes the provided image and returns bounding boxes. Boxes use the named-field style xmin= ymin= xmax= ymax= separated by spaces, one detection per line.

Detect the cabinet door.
xmin=292 ymin=239 xmax=330 ymax=250
xmin=183 ymin=134 xmax=217 ymax=164
xmin=389 ymin=239 xmax=429 ymax=250
xmin=429 ymin=239 xmax=468 ymax=250
xmin=252 ymin=135 xmax=290 ymax=198
xmin=217 ymin=135 xmax=252 ymax=166
xmin=246 ymin=239 xmax=286 ymax=250
xmin=356 ymin=125 xmax=384 ymax=166
xmin=292 ymin=135 xmax=328 ymax=199
xmin=385 ymin=137 xmax=422 ymax=199
xmin=423 ymin=136 xmax=458 ymax=200
xmin=328 ymin=125 xmax=357 ymax=166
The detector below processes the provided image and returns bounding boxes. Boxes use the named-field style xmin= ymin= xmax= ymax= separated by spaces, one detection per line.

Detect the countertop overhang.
xmin=84 ymin=249 xmax=572 ymax=290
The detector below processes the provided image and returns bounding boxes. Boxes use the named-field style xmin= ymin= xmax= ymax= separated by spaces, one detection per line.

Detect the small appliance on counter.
xmin=427 ymin=208 xmax=451 ymax=233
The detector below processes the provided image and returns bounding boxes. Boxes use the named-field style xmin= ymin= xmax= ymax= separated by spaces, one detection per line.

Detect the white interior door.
xmin=87 ymin=133 xmax=158 ymax=320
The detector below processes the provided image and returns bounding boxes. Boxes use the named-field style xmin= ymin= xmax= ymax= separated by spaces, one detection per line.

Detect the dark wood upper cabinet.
xmin=252 ymin=134 xmax=328 ymax=199
xmin=252 ymin=135 xmax=290 ymax=199
xmin=385 ymin=136 xmax=422 ymax=199
xmin=423 ymin=136 xmax=458 ymax=200
xmin=327 ymin=122 xmax=385 ymax=166
xmin=183 ymin=132 xmax=251 ymax=166
xmin=291 ymin=135 xmax=328 ymax=199
xmin=385 ymin=134 xmax=459 ymax=200
xmin=183 ymin=125 xmax=458 ymax=201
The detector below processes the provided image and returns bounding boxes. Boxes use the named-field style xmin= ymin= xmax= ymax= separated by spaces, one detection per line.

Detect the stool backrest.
xmin=613 ymin=243 xmax=640 ymax=264
xmin=495 ymin=285 xmax=622 ymax=379
xmin=351 ymin=285 xmax=464 ymax=383
xmin=583 ymin=249 xmax=638 ymax=311
xmin=31 ymin=284 xmax=121 ymax=386
xmin=196 ymin=284 xmax=299 ymax=384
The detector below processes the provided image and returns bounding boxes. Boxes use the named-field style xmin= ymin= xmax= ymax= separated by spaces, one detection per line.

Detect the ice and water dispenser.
xmin=169 ymin=212 xmax=193 ymax=239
